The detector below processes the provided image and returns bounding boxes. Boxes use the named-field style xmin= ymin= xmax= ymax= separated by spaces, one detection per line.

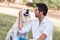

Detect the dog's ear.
xmin=10 ymin=36 xmax=12 ymax=40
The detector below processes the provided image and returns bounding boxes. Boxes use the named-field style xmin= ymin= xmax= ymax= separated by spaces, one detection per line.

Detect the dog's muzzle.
xmin=24 ymin=9 xmax=29 ymax=16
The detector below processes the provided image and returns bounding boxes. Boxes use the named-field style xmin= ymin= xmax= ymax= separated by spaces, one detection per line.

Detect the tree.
xmin=0 ymin=0 xmax=4 ymax=2
xmin=33 ymin=0 xmax=36 ymax=7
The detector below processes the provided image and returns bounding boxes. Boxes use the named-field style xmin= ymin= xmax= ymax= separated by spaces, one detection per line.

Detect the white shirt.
xmin=20 ymin=17 xmax=54 ymax=40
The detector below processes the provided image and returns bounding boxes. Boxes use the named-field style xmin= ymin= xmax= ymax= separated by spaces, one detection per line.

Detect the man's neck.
xmin=39 ymin=16 xmax=45 ymax=25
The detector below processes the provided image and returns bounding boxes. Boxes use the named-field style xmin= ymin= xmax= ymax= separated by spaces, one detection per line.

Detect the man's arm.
xmin=37 ymin=22 xmax=54 ymax=40
xmin=37 ymin=33 xmax=47 ymax=40
xmin=18 ymin=10 xmax=23 ymax=30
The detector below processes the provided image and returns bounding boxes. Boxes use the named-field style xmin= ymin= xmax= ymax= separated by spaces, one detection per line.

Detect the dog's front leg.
xmin=10 ymin=36 xmax=13 ymax=40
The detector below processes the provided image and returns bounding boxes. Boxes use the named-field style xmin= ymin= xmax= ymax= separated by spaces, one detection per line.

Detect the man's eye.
xmin=35 ymin=9 xmax=37 ymax=11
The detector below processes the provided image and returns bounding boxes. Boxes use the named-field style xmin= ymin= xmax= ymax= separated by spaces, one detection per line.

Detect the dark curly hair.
xmin=36 ymin=3 xmax=48 ymax=16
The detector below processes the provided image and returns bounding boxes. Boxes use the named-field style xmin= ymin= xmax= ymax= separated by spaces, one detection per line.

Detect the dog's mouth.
xmin=24 ymin=14 xmax=29 ymax=16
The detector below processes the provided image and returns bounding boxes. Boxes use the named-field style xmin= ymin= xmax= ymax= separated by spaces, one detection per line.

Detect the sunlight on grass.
xmin=52 ymin=27 xmax=60 ymax=40
xmin=54 ymin=26 xmax=60 ymax=32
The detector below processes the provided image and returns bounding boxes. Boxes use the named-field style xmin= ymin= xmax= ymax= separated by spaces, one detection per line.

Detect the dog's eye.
xmin=24 ymin=9 xmax=25 ymax=10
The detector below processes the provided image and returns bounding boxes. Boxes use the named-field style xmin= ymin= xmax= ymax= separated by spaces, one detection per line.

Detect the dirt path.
xmin=48 ymin=17 xmax=60 ymax=27
xmin=48 ymin=10 xmax=60 ymax=19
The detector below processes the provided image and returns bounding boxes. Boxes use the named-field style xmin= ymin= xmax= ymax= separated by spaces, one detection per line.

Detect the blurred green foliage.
xmin=26 ymin=0 xmax=60 ymax=9
xmin=0 ymin=0 xmax=60 ymax=9
xmin=0 ymin=0 xmax=4 ymax=2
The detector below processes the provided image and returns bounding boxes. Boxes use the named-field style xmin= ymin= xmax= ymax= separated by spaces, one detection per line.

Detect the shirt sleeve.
xmin=19 ymin=22 xmax=32 ymax=34
xmin=43 ymin=23 xmax=54 ymax=37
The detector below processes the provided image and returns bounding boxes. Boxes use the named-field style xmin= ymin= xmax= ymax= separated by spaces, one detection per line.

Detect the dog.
xmin=6 ymin=8 xmax=31 ymax=40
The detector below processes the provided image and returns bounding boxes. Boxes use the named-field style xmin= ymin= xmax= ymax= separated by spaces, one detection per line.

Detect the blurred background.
xmin=0 ymin=0 xmax=60 ymax=40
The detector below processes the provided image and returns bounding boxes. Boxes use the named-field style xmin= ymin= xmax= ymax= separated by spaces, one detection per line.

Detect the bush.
xmin=26 ymin=2 xmax=34 ymax=7
xmin=0 ymin=0 xmax=4 ymax=2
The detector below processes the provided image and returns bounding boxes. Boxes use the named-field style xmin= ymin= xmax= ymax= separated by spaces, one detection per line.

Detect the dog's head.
xmin=22 ymin=8 xmax=30 ymax=17
xmin=21 ymin=8 xmax=31 ymax=23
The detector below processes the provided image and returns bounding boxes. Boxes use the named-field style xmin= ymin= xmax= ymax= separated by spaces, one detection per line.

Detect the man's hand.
xmin=18 ymin=10 xmax=23 ymax=30
xmin=37 ymin=33 xmax=47 ymax=40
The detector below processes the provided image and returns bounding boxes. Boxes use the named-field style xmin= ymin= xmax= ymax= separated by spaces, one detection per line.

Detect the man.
xmin=19 ymin=3 xmax=54 ymax=40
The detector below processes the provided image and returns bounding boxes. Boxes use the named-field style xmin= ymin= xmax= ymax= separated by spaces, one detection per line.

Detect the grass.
xmin=52 ymin=27 xmax=60 ymax=40
xmin=0 ymin=13 xmax=60 ymax=40
xmin=0 ymin=13 xmax=17 ymax=40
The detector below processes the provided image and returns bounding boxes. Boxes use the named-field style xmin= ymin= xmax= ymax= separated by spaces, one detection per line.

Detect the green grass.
xmin=52 ymin=27 xmax=60 ymax=40
xmin=0 ymin=14 xmax=60 ymax=40
xmin=0 ymin=14 xmax=17 ymax=40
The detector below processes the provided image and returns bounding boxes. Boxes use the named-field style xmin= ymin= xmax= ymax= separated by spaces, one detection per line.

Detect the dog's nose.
xmin=26 ymin=9 xmax=29 ymax=14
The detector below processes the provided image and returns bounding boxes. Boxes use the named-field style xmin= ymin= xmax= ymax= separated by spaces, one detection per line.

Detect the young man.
xmin=19 ymin=3 xmax=54 ymax=40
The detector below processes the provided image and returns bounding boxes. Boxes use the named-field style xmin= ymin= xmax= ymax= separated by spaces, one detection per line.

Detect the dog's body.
xmin=6 ymin=8 xmax=32 ymax=40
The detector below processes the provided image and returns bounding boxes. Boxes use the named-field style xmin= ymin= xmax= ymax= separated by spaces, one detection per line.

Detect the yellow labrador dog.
xmin=6 ymin=8 xmax=31 ymax=40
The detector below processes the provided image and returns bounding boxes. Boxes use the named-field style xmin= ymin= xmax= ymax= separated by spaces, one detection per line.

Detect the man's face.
xmin=34 ymin=7 xmax=40 ymax=18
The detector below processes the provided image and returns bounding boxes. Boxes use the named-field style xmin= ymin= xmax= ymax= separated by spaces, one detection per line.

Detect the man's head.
xmin=34 ymin=3 xmax=48 ymax=18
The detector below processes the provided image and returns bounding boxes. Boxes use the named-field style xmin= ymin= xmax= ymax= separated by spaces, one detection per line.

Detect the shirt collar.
xmin=36 ymin=16 xmax=47 ymax=24
xmin=41 ymin=16 xmax=47 ymax=24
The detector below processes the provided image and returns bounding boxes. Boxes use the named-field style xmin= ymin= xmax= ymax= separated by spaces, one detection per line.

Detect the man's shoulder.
xmin=45 ymin=17 xmax=53 ymax=25
xmin=31 ymin=18 xmax=38 ymax=22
